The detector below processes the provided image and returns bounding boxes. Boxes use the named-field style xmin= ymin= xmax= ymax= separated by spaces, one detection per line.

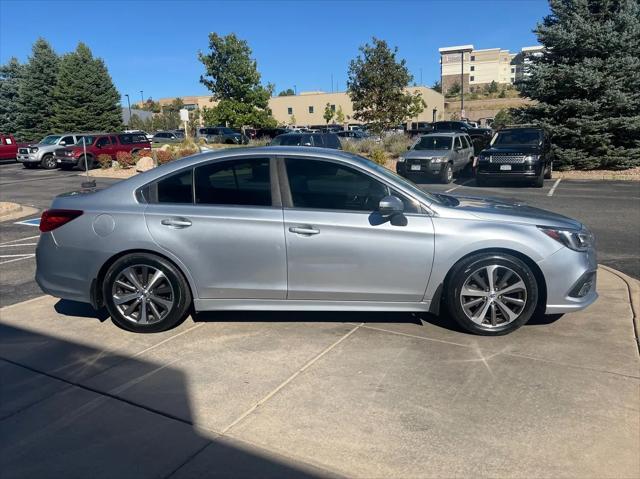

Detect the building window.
xmin=511 ymin=77 xmax=515 ymax=83
xmin=470 ymin=66 xmax=475 ymax=71
xmin=470 ymin=76 xmax=475 ymax=82
xmin=470 ymin=55 xmax=475 ymax=61
xmin=287 ymin=107 xmax=293 ymax=115
xmin=511 ymin=67 xmax=515 ymax=73
xmin=308 ymin=106 xmax=314 ymax=114
xmin=331 ymin=104 xmax=336 ymax=112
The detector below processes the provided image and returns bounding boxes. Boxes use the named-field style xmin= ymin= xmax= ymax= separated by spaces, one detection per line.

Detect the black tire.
xmin=103 ymin=253 xmax=192 ymax=333
xmin=23 ymin=163 xmax=37 ymax=169
xmin=476 ymin=176 xmax=488 ymax=187
xmin=444 ymin=252 xmax=539 ymax=335
xmin=439 ymin=163 xmax=453 ymax=184
xmin=533 ymin=168 xmax=544 ymax=188
xmin=40 ymin=154 xmax=57 ymax=169
xmin=544 ymin=162 xmax=553 ymax=179
xmin=78 ymin=154 xmax=94 ymax=171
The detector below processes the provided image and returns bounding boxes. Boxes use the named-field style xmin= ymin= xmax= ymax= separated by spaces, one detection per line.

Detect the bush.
xmin=97 ymin=154 xmax=112 ymax=169
xmin=155 ymin=150 xmax=174 ymax=165
xmin=382 ymin=133 xmax=412 ymax=158
xmin=175 ymin=148 xmax=198 ymax=159
xmin=115 ymin=151 xmax=136 ymax=169
xmin=247 ymin=138 xmax=270 ymax=147
xmin=369 ymin=148 xmax=387 ymax=165
xmin=340 ymin=140 xmax=359 ymax=154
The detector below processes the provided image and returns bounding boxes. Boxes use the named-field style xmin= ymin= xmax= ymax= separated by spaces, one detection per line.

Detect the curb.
xmin=0 ymin=202 xmax=22 ymax=218
xmin=599 ymin=264 xmax=640 ymax=354
xmin=0 ymin=204 xmax=39 ymax=223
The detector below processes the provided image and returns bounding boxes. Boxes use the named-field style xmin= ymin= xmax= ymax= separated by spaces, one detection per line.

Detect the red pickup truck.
xmin=0 ymin=134 xmax=19 ymax=160
xmin=54 ymin=132 xmax=151 ymax=170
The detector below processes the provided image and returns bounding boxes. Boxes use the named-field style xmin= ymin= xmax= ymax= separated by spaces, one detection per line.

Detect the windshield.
xmin=219 ymin=128 xmax=235 ymax=135
xmin=348 ymin=153 xmax=442 ymax=205
xmin=492 ymin=129 xmax=542 ymax=146
xmin=75 ymin=135 xmax=97 ymax=145
xmin=39 ymin=135 xmax=61 ymax=145
xmin=413 ymin=136 xmax=452 ymax=150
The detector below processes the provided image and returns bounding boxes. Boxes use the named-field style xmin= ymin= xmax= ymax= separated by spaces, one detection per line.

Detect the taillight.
xmin=39 ymin=209 xmax=83 ymax=232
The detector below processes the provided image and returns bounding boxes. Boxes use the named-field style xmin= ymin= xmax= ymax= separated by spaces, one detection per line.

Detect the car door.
xmin=95 ymin=136 xmax=113 ymax=158
xmin=281 ymin=156 xmax=434 ymax=302
xmin=144 ymin=156 xmax=287 ymax=300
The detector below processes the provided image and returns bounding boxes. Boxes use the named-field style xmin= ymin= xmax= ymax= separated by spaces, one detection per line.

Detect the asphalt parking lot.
xmin=0 ymin=161 xmax=639 ymax=478
xmin=1 ymin=161 xmax=638 ymax=307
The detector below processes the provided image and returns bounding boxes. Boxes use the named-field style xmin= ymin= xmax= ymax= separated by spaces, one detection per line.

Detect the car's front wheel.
xmin=103 ymin=253 xmax=192 ymax=333
xmin=445 ymin=252 xmax=539 ymax=335
xmin=41 ymin=154 xmax=57 ymax=169
xmin=439 ymin=163 xmax=453 ymax=184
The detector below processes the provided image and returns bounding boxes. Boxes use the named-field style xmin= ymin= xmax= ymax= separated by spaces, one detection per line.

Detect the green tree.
xmin=487 ymin=80 xmax=499 ymax=94
xmin=278 ymin=88 xmax=295 ymax=96
xmin=516 ymin=0 xmax=640 ymax=169
xmin=446 ymin=81 xmax=461 ymax=97
xmin=0 ymin=57 xmax=24 ymax=134
xmin=16 ymin=38 xmax=59 ymax=140
xmin=493 ymin=108 xmax=514 ymax=129
xmin=323 ymin=103 xmax=334 ymax=127
xmin=347 ymin=38 xmax=424 ymax=135
xmin=289 ymin=114 xmax=296 ymax=125
xmin=52 ymin=43 xmax=122 ymax=132
xmin=335 ymin=105 xmax=345 ymax=124
xmin=431 ymin=80 xmax=442 ymax=93
xmin=199 ymin=33 xmax=276 ymax=128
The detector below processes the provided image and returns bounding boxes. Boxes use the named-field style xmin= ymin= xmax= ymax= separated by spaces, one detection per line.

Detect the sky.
xmin=0 ymin=0 xmax=550 ymax=105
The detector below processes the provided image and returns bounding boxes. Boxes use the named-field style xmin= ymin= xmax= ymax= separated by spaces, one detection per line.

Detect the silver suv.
xmin=17 ymin=133 xmax=82 ymax=170
xmin=17 ymin=134 xmax=83 ymax=169
xmin=397 ymin=132 xmax=474 ymax=183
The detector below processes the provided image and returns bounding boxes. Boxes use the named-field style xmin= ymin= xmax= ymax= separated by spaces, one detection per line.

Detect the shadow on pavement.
xmin=194 ymin=309 xmax=423 ymax=325
xmin=0 ymin=323 xmax=333 ymax=478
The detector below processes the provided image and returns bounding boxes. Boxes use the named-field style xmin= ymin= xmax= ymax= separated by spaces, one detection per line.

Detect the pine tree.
xmin=16 ymin=39 xmax=59 ymax=141
xmin=0 ymin=57 xmax=24 ymax=134
xmin=52 ymin=43 xmax=122 ymax=132
xmin=516 ymin=0 xmax=640 ymax=170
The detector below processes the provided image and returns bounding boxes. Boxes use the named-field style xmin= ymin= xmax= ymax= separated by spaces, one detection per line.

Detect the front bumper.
xmin=17 ymin=153 xmax=40 ymax=164
xmin=397 ymin=159 xmax=446 ymax=176
xmin=55 ymin=154 xmax=80 ymax=166
xmin=537 ymin=246 xmax=599 ymax=314
xmin=477 ymin=162 xmax=542 ymax=179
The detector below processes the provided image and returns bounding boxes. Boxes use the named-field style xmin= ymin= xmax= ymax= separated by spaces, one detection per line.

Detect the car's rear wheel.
xmin=40 ymin=154 xmax=57 ymax=169
xmin=103 ymin=253 xmax=192 ymax=333
xmin=439 ymin=163 xmax=453 ymax=184
xmin=445 ymin=253 xmax=539 ymax=335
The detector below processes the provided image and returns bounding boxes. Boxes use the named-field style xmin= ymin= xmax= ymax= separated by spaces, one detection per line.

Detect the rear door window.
xmin=194 ymin=158 xmax=271 ymax=207
xmin=155 ymin=169 xmax=193 ymax=204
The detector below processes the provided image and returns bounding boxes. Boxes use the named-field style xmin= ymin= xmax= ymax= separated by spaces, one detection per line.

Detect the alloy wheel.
xmin=111 ymin=264 xmax=175 ymax=325
xmin=44 ymin=155 xmax=57 ymax=169
xmin=459 ymin=264 xmax=527 ymax=327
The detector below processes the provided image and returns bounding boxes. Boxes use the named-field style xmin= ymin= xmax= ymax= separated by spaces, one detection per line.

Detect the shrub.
xmin=155 ymin=150 xmax=174 ymax=165
xmin=383 ymin=133 xmax=412 ymax=157
xmin=356 ymin=138 xmax=378 ymax=155
xmin=369 ymin=148 xmax=387 ymax=165
xmin=115 ymin=151 xmax=136 ymax=169
xmin=247 ymin=138 xmax=270 ymax=147
xmin=175 ymin=148 xmax=198 ymax=159
xmin=97 ymin=154 xmax=112 ymax=169
xmin=340 ymin=140 xmax=359 ymax=154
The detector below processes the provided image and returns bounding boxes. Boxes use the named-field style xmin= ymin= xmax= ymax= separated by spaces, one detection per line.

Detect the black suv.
xmin=476 ymin=127 xmax=553 ymax=187
xmin=269 ymin=132 xmax=341 ymax=149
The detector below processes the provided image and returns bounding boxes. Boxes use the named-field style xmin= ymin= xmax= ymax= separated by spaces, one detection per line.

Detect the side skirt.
xmin=193 ymin=299 xmax=432 ymax=312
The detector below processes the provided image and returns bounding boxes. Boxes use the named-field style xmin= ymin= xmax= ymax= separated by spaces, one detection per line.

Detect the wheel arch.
xmin=91 ymin=248 xmax=196 ymax=309
xmin=429 ymin=247 xmax=547 ymax=315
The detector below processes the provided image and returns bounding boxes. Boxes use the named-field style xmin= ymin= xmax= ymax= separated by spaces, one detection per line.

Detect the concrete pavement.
xmin=0 ymin=266 xmax=638 ymax=478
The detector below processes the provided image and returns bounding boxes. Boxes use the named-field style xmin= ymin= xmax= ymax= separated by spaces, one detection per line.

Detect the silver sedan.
xmin=36 ymin=146 xmax=598 ymax=335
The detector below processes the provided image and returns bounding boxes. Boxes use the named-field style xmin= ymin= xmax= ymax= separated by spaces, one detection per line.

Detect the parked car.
xmin=152 ymin=131 xmax=184 ymax=144
xmin=405 ymin=122 xmax=434 ymax=137
xmin=124 ymin=129 xmax=153 ymax=141
xmin=336 ymin=130 xmax=370 ymax=141
xmin=270 ymin=132 xmax=341 ymax=149
xmin=16 ymin=133 xmax=83 ymax=169
xmin=0 ymin=134 xmax=19 ymax=161
xmin=433 ymin=121 xmax=492 ymax=138
xmin=54 ymin=133 xmax=151 ymax=170
xmin=255 ymin=128 xmax=290 ymax=140
xmin=196 ymin=127 xmax=246 ymax=144
xmin=35 ymin=146 xmax=597 ymax=336
xmin=476 ymin=127 xmax=553 ymax=187
xmin=397 ymin=133 xmax=474 ymax=183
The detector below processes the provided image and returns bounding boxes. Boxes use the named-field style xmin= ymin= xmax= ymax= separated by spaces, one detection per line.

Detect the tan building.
xmin=439 ymin=44 xmax=541 ymax=94
xmin=151 ymin=86 xmax=444 ymax=127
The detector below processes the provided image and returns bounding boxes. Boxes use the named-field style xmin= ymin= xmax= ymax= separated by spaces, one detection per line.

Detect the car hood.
xmin=441 ymin=194 xmax=582 ymax=229
xmin=28 ymin=143 xmax=61 ymax=151
xmin=403 ymin=149 xmax=451 ymax=159
xmin=482 ymin=145 xmax=542 ymax=155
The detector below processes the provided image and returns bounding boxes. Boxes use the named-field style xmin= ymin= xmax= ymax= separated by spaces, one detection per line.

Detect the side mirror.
xmin=378 ymin=195 xmax=404 ymax=216
xmin=59 ymin=141 xmax=66 ymax=146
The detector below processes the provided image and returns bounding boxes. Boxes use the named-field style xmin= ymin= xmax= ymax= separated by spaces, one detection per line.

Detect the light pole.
xmin=124 ymin=94 xmax=132 ymax=128
xmin=294 ymin=84 xmax=297 ymax=95
xmin=140 ymin=90 xmax=144 ymax=107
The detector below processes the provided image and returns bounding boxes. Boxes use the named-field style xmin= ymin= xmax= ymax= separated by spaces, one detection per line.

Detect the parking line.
xmin=547 ymin=178 xmax=562 ymax=197
xmin=445 ymin=179 xmax=474 ymax=193
xmin=0 ymin=254 xmax=35 ymax=265
xmin=0 ymin=235 xmax=39 ymax=245
xmin=0 ymin=243 xmax=37 ymax=247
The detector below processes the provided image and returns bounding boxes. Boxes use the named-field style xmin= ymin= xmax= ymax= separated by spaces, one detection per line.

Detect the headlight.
xmin=538 ymin=226 xmax=595 ymax=252
xmin=478 ymin=154 xmax=490 ymax=162
xmin=30 ymin=147 xmax=38 ymax=153
xmin=65 ymin=150 xmax=74 ymax=156
xmin=524 ymin=154 xmax=540 ymax=162
xmin=430 ymin=157 xmax=445 ymax=163
xmin=397 ymin=157 xmax=405 ymax=162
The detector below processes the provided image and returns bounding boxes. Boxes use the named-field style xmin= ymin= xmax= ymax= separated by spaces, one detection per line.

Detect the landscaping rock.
xmin=136 ymin=156 xmax=155 ymax=172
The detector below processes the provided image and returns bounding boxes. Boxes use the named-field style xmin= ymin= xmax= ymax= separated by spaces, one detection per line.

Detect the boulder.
xmin=136 ymin=155 xmax=155 ymax=172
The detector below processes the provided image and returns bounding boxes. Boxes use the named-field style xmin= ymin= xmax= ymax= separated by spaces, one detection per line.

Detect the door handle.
xmin=289 ymin=226 xmax=320 ymax=235
xmin=161 ymin=217 xmax=192 ymax=228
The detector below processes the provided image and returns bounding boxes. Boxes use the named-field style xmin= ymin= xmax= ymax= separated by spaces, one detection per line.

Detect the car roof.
xmin=419 ymin=132 xmax=460 ymax=137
